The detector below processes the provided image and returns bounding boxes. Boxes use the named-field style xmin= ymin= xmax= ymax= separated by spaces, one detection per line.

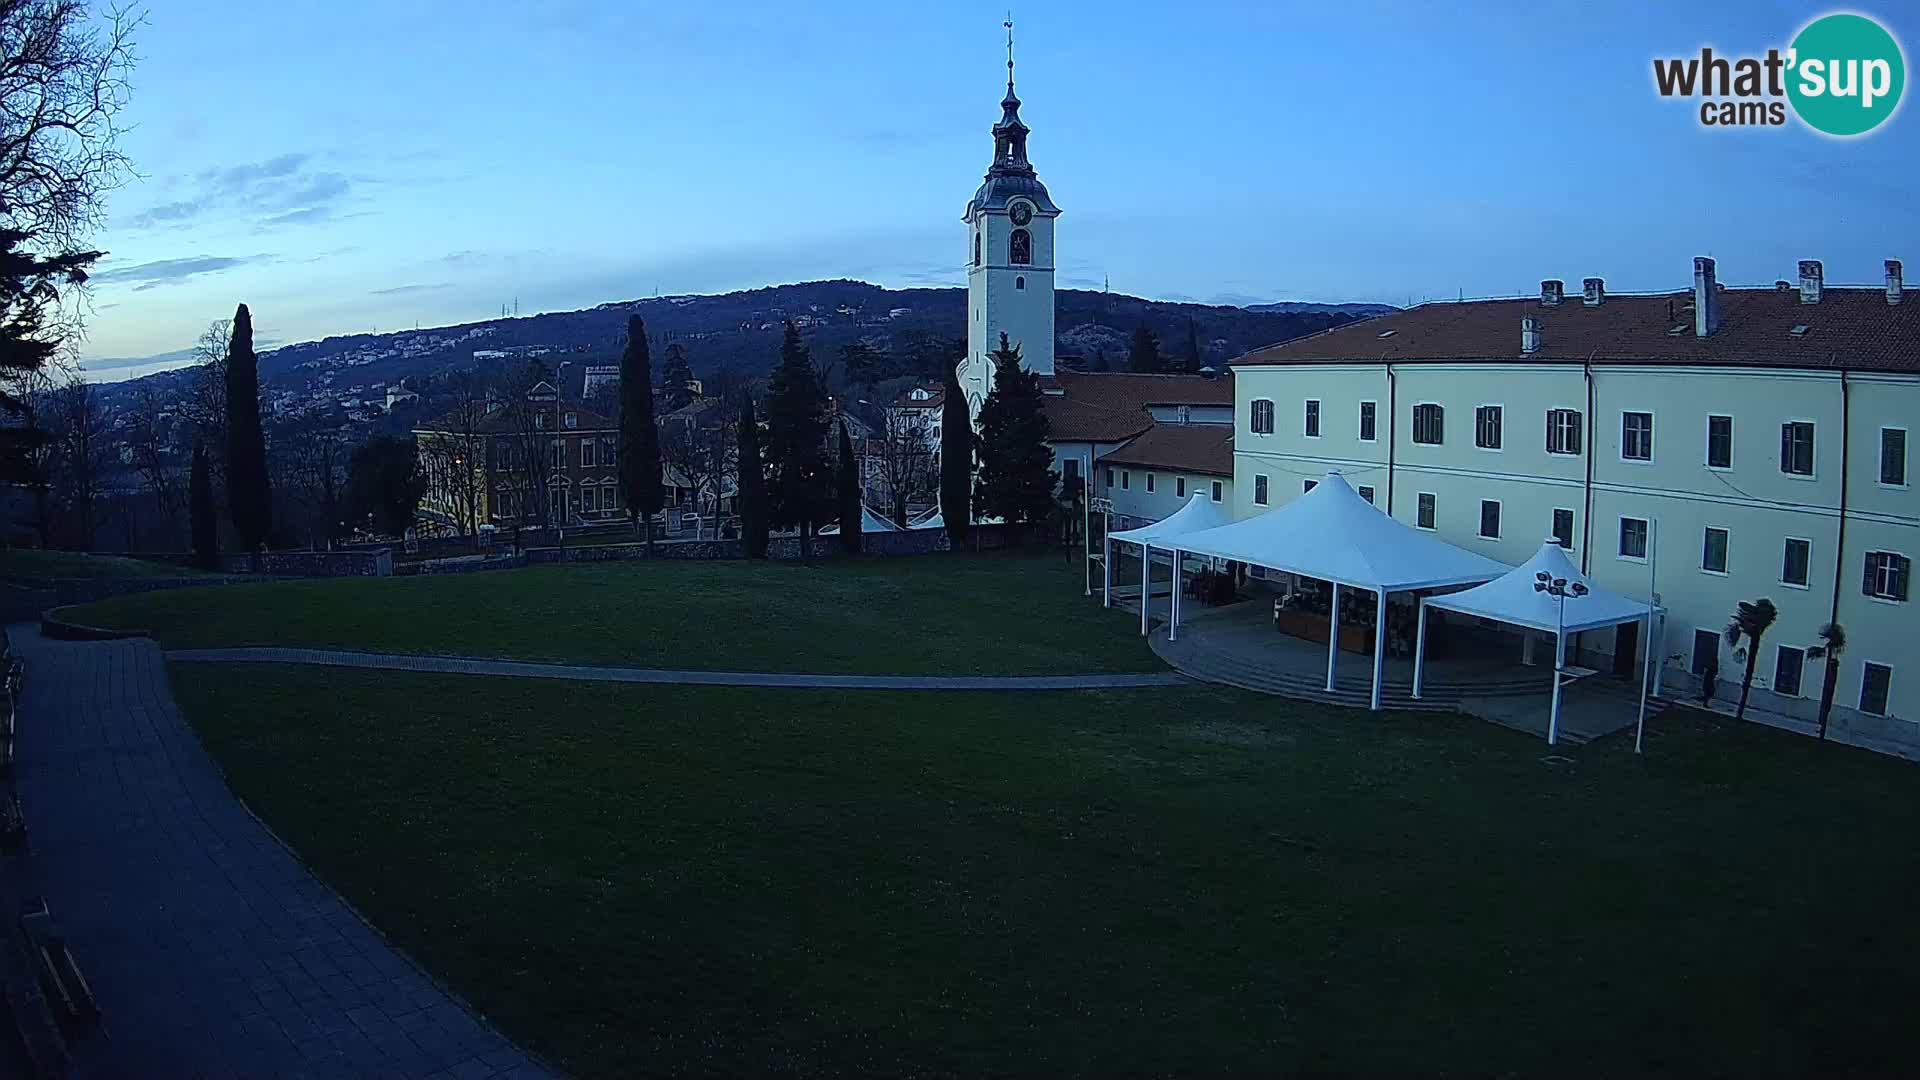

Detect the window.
xmin=1015 ymin=276 xmax=1025 ymax=290
xmin=581 ymin=439 xmax=595 ymax=468
xmin=1768 ymin=538 xmax=1811 ymax=591
xmin=1416 ymin=492 xmax=1436 ymax=530
xmin=1358 ymin=485 xmax=1375 ymax=504
xmin=1691 ymin=629 xmax=1720 ymax=675
xmin=1475 ymin=405 xmax=1503 ymax=449
xmin=1702 ymin=526 xmax=1729 ymax=573
xmin=1359 ymin=401 xmax=1377 ymax=442
xmin=603 ymin=484 xmax=619 ymax=511
xmin=1882 ymin=428 xmax=1908 ymax=486
xmin=1412 ymin=403 xmax=1444 ymax=445
xmin=564 ymin=411 xmax=578 ymax=429
xmin=973 ymin=231 xmax=981 ymax=266
xmin=1859 ymin=662 xmax=1892 ymax=716
xmin=1250 ymin=399 xmax=1275 ymax=434
xmin=1622 ymin=411 xmax=1654 ymax=461
xmin=1210 ymin=480 xmax=1223 ymax=502
xmin=1619 ymin=516 xmax=1649 ymax=560
xmin=1304 ymin=400 xmax=1321 ymax=437
xmin=1478 ymin=499 xmax=1501 ymax=540
xmin=1303 ymin=479 xmax=1318 ymax=494
xmin=583 ymin=485 xmax=598 ymax=513
xmin=1062 ymin=458 xmax=1080 ymax=484
xmin=1546 ymin=409 xmax=1582 ymax=455
xmin=550 ymin=441 xmax=564 ymax=469
xmin=1780 ymin=421 xmax=1815 ymax=476
xmin=1773 ymin=646 xmax=1805 ymax=697
xmin=1254 ymin=474 xmax=1269 ymax=505
xmin=1009 ymin=228 xmax=1031 ymax=265
xmin=534 ymin=413 xmax=548 ymax=430
xmin=1864 ymin=551 xmax=1911 ymax=601
xmin=1145 ymin=473 xmax=1155 ymax=493
xmin=1175 ymin=477 xmax=1186 ymax=498
xmin=1707 ymin=415 xmax=1733 ymax=469
xmin=1552 ymin=508 xmax=1575 ymax=549
xmin=1104 ymin=467 xmax=1114 ymax=488
xmin=1121 ymin=471 xmax=1130 ymax=490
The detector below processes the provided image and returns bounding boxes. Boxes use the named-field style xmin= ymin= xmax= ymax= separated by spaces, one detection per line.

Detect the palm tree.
xmin=1805 ymin=621 xmax=1847 ymax=740
xmin=1723 ymin=598 xmax=1779 ymax=721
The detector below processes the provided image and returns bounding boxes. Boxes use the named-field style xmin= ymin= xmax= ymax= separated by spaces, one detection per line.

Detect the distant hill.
xmin=1243 ymin=301 xmax=1397 ymax=317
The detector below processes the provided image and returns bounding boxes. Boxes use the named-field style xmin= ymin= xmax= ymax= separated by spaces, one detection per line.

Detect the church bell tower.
xmin=958 ymin=20 xmax=1059 ymax=426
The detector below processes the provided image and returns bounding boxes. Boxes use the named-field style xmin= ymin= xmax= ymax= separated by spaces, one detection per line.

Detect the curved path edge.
xmin=167 ymin=646 xmax=1194 ymax=691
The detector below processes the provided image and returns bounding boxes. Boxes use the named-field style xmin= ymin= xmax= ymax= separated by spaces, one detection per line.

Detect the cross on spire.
xmin=1004 ymin=13 xmax=1015 ymax=90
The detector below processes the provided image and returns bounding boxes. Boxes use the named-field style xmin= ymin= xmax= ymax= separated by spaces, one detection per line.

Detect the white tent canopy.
xmin=1103 ymin=493 xmax=1235 ymax=634
xmin=1423 ymin=541 xmax=1652 ymax=633
xmin=1163 ymin=473 xmax=1509 ymax=711
xmin=1170 ymin=473 xmax=1509 ymax=593
xmin=1415 ymin=540 xmax=1660 ymax=746
xmin=820 ymin=505 xmax=902 ymax=534
xmin=907 ymin=508 xmax=944 ymax=531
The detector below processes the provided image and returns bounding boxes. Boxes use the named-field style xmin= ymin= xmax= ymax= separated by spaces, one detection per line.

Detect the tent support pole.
xmin=1102 ymin=534 xmax=1111 ymax=608
xmin=1139 ymin=543 xmax=1149 ymax=636
xmin=1412 ymin=599 xmax=1429 ymax=699
xmin=1548 ymin=624 xmax=1565 ymax=746
xmin=1635 ymin=611 xmax=1653 ymax=754
xmin=1169 ymin=549 xmax=1181 ymax=642
xmin=1326 ymin=582 xmax=1340 ymax=692
xmin=1651 ymin=611 xmax=1667 ymax=698
xmin=1370 ymin=587 xmax=1387 ymax=711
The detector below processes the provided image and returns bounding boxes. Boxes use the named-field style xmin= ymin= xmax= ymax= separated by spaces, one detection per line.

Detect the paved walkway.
xmin=167 ymin=646 xmax=1193 ymax=690
xmin=7 ymin=627 xmax=553 ymax=1079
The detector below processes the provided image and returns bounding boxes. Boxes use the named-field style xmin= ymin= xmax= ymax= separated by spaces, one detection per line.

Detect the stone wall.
xmin=51 ymin=575 xmax=283 ymax=605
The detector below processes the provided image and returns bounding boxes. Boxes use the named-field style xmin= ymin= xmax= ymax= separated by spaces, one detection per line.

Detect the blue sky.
xmin=81 ymin=0 xmax=1918 ymax=378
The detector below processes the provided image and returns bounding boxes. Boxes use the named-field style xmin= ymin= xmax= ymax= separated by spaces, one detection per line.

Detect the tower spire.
xmin=1005 ymin=13 xmax=1015 ymax=92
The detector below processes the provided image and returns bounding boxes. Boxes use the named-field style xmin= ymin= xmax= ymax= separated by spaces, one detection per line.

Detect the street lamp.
xmin=1534 ymin=571 xmax=1589 ymax=745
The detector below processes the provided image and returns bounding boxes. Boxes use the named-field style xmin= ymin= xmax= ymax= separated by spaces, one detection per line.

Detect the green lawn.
xmin=176 ymin=664 xmax=1920 ymax=1076
xmin=0 ymin=548 xmax=213 ymax=580
xmin=65 ymin=551 xmax=1152 ymax=675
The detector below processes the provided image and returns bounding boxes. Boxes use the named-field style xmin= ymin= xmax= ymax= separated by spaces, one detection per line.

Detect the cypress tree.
xmin=1127 ymin=322 xmax=1162 ymax=373
xmin=618 ymin=315 xmax=664 ymax=545
xmin=736 ymin=393 xmax=769 ymax=558
xmin=223 ymin=303 xmax=273 ymax=550
xmin=1182 ymin=317 xmax=1202 ymax=372
xmin=189 ymin=441 xmax=218 ymax=570
xmin=764 ymin=320 xmax=829 ymax=556
xmin=976 ymin=333 xmax=1056 ymax=536
xmin=939 ymin=354 xmax=972 ymax=546
xmin=836 ymin=420 xmax=861 ymax=555
xmin=660 ymin=342 xmax=696 ymax=411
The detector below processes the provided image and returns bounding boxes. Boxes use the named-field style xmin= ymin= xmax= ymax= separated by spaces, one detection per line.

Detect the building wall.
xmin=966 ymin=203 xmax=1057 ymax=408
xmin=1097 ymin=460 xmax=1231 ymax=528
xmin=1232 ymin=361 xmax=1918 ymax=728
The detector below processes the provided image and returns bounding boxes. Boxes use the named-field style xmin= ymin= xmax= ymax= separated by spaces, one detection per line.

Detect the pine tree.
xmin=765 ymin=320 xmax=830 ymax=556
xmin=975 ymin=333 xmax=1055 ymax=535
xmin=190 ymin=442 xmax=218 ymax=570
xmin=737 ymin=393 xmax=769 ymax=558
xmin=836 ymin=420 xmax=862 ymax=555
xmin=660 ymin=342 xmax=696 ymax=411
xmin=1127 ymin=322 xmax=1163 ymax=373
xmin=1182 ymin=317 xmax=1202 ymax=372
xmin=939 ymin=354 xmax=972 ymax=546
xmin=618 ymin=315 xmax=664 ymax=545
xmin=224 ymin=303 xmax=273 ymax=550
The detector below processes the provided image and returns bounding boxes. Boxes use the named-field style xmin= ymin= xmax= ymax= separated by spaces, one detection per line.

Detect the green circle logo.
xmin=1787 ymin=13 xmax=1905 ymax=136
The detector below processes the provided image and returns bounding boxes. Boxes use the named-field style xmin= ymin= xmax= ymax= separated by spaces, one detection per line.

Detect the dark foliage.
xmin=939 ymin=353 xmax=972 ymax=546
xmin=618 ymin=316 xmax=665 ymax=536
xmin=223 ymin=304 xmax=274 ymax=550
xmin=345 ymin=435 xmax=424 ymax=537
xmin=660 ymin=342 xmax=696 ymax=412
xmin=1724 ymin=598 xmax=1779 ymax=722
xmin=736 ymin=394 xmax=768 ymax=558
xmin=975 ymin=333 xmax=1055 ymax=532
xmin=764 ymin=321 xmax=830 ymax=549
xmin=836 ymin=420 xmax=861 ymax=555
xmin=190 ymin=442 xmax=218 ymax=569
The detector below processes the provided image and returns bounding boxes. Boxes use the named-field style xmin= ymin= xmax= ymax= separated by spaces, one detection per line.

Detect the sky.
xmin=78 ymin=0 xmax=1920 ymax=379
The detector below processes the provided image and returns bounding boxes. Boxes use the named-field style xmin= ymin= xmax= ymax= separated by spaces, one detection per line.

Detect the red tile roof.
xmin=1234 ymin=287 xmax=1920 ymax=372
xmin=417 ymin=399 xmax=616 ymax=435
xmin=1098 ymin=423 xmax=1234 ymax=477
xmin=1040 ymin=370 xmax=1234 ymax=443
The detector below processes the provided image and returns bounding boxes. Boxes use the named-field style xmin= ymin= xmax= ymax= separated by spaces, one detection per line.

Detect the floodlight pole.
xmin=1139 ymin=542 xmax=1150 ymax=636
xmin=1102 ymin=532 xmax=1112 ymax=608
xmin=1370 ymin=587 xmax=1388 ymax=711
xmin=1635 ymin=518 xmax=1660 ymax=754
xmin=1326 ymin=582 xmax=1340 ymax=692
xmin=1169 ymin=547 xmax=1182 ymax=643
xmin=1412 ymin=598 xmax=1429 ymax=700
xmin=1549 ymin=591 xmax=1566 ymax=746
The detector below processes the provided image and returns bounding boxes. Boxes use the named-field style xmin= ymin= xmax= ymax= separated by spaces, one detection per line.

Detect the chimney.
xmin=1582 ymin=277 xmax=1605 ymax=306
xmin=1775 ymin=280 xmax=1794 ymax=292
xmin=1540 ymin=279 xmax=1564 ymax=306
xmin=1798 ymin=259 xmax=1824 ymax=304
xmin=1694 ymin=257 xmax=1720 ymax=337
xmin=1521 ymin=315 xmax=1542 ymax=354
xmin=1888 ymin=259 xmax=1905 ymax=305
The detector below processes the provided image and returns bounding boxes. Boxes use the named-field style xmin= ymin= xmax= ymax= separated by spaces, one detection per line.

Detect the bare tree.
xmin=660 ymin=409 xmax=733 ymax=540
xmin=49 ymin=370 xmax=106 ymax=548
xmin=126 ymin=381 xmax=181 ymax=528
xmin=868 ymin=410 xmax=935 ymax=528
xmin=177 ymin=318 xmax=233 ymax=479
xmin=498 ymin=370 xmax=558 ymax=541
xmin=279 ymin=416 xmax=346 ymax=548
xmin=416 ymin=371 xmax=491 ymax=537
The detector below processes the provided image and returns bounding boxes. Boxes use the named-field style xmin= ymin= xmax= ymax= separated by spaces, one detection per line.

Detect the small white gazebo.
xmin=820 ymin=504 xmax=902 ymax=535
xmin=1167 ymin=473 xmax=1509 ymax=710
xmin=1106 ymin=493 xmax=1236 ymax=636
xmin=1416 ymin=540 xmax=1661 ymax=746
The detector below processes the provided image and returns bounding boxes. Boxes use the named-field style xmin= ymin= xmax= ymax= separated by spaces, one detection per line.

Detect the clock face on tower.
xmin=1009 ymin=201 xmax=1033 ymax=226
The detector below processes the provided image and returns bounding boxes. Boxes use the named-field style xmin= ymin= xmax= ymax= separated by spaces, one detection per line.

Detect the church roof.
xmin=965 ymin=173 xmax=1059 ymax=220
xmin=1099 ymin=424 xmax=1235 ymax=477
xmin=1039 ymin=372 xmax=1234 ymax=443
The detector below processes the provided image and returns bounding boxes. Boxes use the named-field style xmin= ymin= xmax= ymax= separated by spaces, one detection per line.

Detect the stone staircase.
xmin=1151 ymin=628 xmax=1543 ymax=711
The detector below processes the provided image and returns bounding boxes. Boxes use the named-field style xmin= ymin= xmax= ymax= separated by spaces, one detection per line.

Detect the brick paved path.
xmin=7 ymin=627 xmax=554 ymax=1079
xmin=167 ymin=646 xmax=1193 ymax=690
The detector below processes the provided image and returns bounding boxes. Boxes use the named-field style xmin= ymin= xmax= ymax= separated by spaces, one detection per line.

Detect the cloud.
xmin=124 ymin=152 xmax=361 ymax=231
xmin=370 ymin=282 xmax=453 ymax=295
xmin=92 ymin=253 xmax=271 ymax=291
